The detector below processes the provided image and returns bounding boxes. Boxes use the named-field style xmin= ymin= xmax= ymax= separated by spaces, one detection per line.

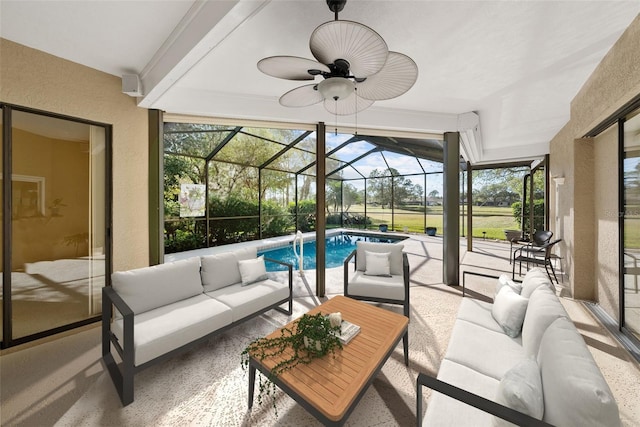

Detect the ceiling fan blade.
xmin=279 ymin=84 xmax=325 ymax=107
xmin=324 ymin=92 xmax=374 ymax=116
xmin=310 ymin=20 xmax=388 ymax=77
xmin=356 ymin=52 xmax=418 ymax=101
xmin=258 ymin=56 xmax=330 ymax=81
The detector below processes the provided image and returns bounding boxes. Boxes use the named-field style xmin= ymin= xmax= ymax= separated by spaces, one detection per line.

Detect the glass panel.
xmin=395 ymin=174 xmax=426 ymax=233
xmin=215 ymin=130 xmax=284 ymax=164
xmin=419 ymin=158 xmax=444 ymax=173
xmin=330 ymin=139 xmax=376 ymax=163
xmin=164 ymin=123 xmax=234 ymax=157
xmin=624 ymin=110 xmax=640 ymax=340
xmin=343 ymin=179 xmax=368 ymax=229
xmin=262 ymin=170 xmax=294 ymax=237
xmin=11 ymin=110 xmax=105 ymax=339
xmin=471 ymin=167 xmax=528 ymax=240
xmin=383 ymin=151 xmax=424 ymax=175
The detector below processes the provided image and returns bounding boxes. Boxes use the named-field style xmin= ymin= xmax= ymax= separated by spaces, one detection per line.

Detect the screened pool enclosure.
xmin=163 ymin=120 xmax=447 ymax=254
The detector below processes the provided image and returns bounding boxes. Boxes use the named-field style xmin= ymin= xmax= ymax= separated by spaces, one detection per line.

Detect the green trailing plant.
xmin=241 ymin=313 xmax=342 ymax=415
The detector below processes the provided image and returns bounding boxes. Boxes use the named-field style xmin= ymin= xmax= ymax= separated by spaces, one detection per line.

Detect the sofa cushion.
xmin=521 ymin=286 xmax=568 ymax=357
xmin=537 ymin=317 xmax=621 ymax=427
xmin=364 ymin=251 xmax=392 ymax=277
xmin=111 ymin=257 xmax=203 ymax=315
xmin=520 ymin=268 xmax=555 ymax=298
xmin=112 ymin=294 xmax=233 ymax=366
xmin=200 ymin=247 xmax=256 ymax=292
xmin=206 ymin=278 xmax=289 ymax=322
xmin=238 ymin=256 xmax=268 ymax=286
xmin=444 ymin=319 xmax=525 ymax=380
xmin=491 ymin=286 xmax=528 ymax=338
xmin=347 ymin=271 xmax=405 ymax=301
xmin=456 ymin=297 xmax=505 ymax=334
xmin=356 ymin=241 xmax=404 ymax=276
xmin=492 ymin=358 xmax=544 ymax=427
xmin=423 ymin=359 xmax=499 ymax=427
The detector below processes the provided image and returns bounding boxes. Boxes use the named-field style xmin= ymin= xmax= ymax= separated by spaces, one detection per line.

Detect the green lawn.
xmin=345 ymin=205 xmax=519 ymax=240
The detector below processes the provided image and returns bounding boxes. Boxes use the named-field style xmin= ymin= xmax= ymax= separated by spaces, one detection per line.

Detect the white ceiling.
xmin=2 ymin=0 xmax=639 ymax=164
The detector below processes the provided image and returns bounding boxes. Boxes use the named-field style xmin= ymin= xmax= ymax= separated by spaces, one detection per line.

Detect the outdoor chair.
xmin=344 ymin=241 xmax=410 ymax=319
xmin=344 ymin=240 xmax=410 ymax=366
xmin=512 ymin=238 xmax=563 ymax=283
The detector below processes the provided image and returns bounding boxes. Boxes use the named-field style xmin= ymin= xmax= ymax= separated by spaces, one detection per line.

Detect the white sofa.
xmin=102 ymin=247 xmax=292 ymax=405
xmin=417 ymin=268 xmax=621 ymax=427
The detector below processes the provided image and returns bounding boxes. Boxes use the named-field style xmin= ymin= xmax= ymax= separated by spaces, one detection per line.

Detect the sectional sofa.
xmin=417 ymin=268 xmax=621 ymax=426
xmin=101 ymin=247 xmax=292 ymax=405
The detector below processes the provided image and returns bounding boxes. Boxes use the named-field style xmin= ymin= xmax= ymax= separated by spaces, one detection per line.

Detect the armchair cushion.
xmin=364 ymin=251 xmax=392 ymax=277
xmin=111 ymin=257 xmax=202 ymax=315
xmin=347 ymin=271 xmax=405 ymax=301
xmin=356 ymin=241 xmax=404 ymax=276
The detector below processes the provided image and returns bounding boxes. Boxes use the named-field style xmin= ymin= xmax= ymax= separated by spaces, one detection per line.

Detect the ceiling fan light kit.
xmin=257 ymin=0 xmax=418 ymax=116
xmin=317 ymin=77 xmax=354 ymax=101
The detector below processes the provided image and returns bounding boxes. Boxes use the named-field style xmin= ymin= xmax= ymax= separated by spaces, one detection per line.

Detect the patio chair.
xmin=512 ymin=238 xmax=563 ymax=283
xmin=344 ymin=240 xmax=410 ymax=365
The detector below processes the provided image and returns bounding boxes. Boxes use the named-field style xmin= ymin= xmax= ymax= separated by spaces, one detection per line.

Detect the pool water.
xmin=259 ymin=232 xmax=406 ymax=271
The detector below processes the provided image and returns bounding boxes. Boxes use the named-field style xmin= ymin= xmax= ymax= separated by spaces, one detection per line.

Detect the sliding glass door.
xmin=1 ymin=105 xmax=110 ymax=347
xmin=623 ymin=110 xmax=640 ymax=340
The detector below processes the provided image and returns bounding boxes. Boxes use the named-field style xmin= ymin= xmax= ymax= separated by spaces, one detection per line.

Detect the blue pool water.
xmin=258 ymin=232 xmax=406 ymax=271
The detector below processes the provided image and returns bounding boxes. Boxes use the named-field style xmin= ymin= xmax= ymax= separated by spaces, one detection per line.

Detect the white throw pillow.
xmin=495 ymin=274 xmax=523 ymax=298
xmin=237 ymin=256 xmax=268 ymax=286
xmin=492 ymin=358 xmax=544 ymax=427
xmin=491 ymin=285 xmax=529 ymax=337
xmin=363 ymin=251 xmax=391 ymax=277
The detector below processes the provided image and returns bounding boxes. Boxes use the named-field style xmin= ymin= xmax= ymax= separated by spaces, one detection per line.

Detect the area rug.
xmin=55 ymin=284 xmax=462 ymax=427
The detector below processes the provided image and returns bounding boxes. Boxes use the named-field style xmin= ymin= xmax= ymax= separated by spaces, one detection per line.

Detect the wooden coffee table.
xmin=247 ymin=295 xmax=409 ymax=426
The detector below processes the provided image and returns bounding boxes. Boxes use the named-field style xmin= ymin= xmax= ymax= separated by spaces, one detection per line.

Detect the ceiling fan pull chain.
xmin=354 ymin=85 xmax=359 ymax=135
xmin=335 ymin=99 xmax=338 ymax=136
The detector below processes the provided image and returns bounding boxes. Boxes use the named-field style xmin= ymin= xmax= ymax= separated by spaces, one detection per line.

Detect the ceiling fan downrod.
xmin=326 ymin=0 xmax=347 ymax=20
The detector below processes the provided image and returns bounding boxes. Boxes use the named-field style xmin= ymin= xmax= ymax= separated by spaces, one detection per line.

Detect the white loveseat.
xmin=102 ymin=247 xmax=292 ymax=405
xmin=417 ymin=268 xmax=621 ymax=427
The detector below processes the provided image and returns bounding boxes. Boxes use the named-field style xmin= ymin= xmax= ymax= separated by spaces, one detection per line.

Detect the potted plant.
xmin=241 ymin=312 xmax=343 ymax=414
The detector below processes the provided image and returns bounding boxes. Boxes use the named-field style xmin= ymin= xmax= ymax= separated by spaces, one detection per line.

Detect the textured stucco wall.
xmin=0 ymin=38 xmax=149 ymax=271
xmin=573 ymin=138 xmax=596 ymax=300
xmin=549 ymin=14 xmax=640 ymax=316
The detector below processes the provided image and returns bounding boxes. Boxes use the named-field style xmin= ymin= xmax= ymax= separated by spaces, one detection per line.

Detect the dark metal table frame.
xmin=248 ymin=327 xmax=408 ymax=426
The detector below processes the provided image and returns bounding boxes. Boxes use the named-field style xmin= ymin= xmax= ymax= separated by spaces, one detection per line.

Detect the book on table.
xmin=336 ymin=319 xmax=360 ymax=345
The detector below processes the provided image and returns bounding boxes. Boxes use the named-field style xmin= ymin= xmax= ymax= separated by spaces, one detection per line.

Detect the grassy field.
xmin=345 ymin=204 xmax=519 ymax=240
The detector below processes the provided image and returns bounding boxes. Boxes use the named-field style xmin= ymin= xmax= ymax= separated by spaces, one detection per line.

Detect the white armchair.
xmin=343 ymin=241 xmax=410 ymax=365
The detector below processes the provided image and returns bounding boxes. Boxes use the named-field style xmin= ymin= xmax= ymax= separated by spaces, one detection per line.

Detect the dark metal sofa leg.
xmin=403 ymin=332 xmax=409 ymax=366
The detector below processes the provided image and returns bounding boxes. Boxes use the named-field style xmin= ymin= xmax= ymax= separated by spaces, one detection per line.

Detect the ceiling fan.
xmin=257 ymin=0 xmax=418 ymax=116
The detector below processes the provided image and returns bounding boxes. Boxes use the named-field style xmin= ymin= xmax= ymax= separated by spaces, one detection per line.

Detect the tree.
xmin=428 ymin=189 xmax=440 ymax=198
xmin=367 ymin=168 xmax=423 ymax=208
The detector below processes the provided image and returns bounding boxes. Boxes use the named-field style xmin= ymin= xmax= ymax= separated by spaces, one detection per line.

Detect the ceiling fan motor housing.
xmin=326 ymin=0 xmax=347 ymax=14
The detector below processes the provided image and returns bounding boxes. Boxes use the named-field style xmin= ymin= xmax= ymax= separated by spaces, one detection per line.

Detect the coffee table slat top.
xmin=250 ymin=295 xmax=408 ymax=422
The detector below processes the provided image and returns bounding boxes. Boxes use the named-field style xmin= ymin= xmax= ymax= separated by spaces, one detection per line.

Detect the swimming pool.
xmin=258 ymin=232 xmax=407 ymax=271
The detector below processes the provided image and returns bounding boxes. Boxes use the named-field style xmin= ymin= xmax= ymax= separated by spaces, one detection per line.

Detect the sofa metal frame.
xmin=416 ymin=373 xmax=554 ymax=427
xmin=101 ymin=257 xmax=293 ymax=406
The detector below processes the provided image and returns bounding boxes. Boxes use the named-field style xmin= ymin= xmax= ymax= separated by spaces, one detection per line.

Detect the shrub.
xmin=512 ymin=200 xmax=545 ymax=235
